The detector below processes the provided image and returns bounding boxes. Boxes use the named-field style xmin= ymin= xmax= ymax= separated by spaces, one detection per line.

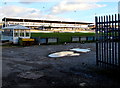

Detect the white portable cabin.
xmin=2 ymin=25 xmax=31 ymax=44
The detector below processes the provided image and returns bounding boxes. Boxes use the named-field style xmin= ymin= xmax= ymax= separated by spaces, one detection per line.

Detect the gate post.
xmin=118 ymin=14 xmax=120 ymax=67
xmin=95 ymin=16 xmax=99 ymax=66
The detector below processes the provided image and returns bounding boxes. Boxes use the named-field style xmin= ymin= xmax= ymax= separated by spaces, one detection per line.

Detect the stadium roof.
xmin=2 ymin=17 xmax=93 ymax=25
xmin=2 ymin=25 xmax=30 ymax=30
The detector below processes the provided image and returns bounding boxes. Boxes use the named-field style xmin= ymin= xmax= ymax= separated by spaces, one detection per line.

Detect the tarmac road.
xmin=1 ymin=43 xmax=120 ymax=88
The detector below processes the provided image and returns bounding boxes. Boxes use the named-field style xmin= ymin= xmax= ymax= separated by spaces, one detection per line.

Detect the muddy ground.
xmin=2 ymin=43 xmax=120 ymax=88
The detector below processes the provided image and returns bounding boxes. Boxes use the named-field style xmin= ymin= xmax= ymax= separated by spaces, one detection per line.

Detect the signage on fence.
xmin=72 ymin=37 xmax=80 ymax=42
xmin=40 ymin=38 xmax=47 ymax=44
xmin=80 ymin=37 xmax=86 ymax=41
xmin=48 ymin=38 xmax=58 ymax=43
xmin=87 ymin=36 xmax=94 ymax=41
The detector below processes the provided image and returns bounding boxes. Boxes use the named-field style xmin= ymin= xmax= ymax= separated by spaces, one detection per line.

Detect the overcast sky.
xmin=0 ymin=0 xmax=119 ymax=23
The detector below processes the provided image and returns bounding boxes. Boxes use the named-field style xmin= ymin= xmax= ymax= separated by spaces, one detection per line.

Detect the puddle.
xmin=48 ymin=51 xmax=80 ymax=58
xmin=70 ymin=48 xmax=90 ymax=53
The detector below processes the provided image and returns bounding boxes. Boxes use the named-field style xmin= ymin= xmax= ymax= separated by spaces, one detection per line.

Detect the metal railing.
xmin=95 ymin=14 xmax=120 ymax=68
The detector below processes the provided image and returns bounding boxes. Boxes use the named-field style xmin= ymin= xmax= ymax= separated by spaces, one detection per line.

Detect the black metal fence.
xmin=96 ymin=14 xmax=120 ymax=68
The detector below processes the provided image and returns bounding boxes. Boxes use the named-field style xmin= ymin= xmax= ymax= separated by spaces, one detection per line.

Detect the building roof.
xmin=2 ymin=17 xmax=93 ymax=25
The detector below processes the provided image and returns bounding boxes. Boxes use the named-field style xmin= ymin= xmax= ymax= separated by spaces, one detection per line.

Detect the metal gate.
xmin=95 ymin=14 xmax=120 ymax=68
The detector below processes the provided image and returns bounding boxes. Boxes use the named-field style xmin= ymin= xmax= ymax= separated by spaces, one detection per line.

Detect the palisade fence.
xmin=95 ymin=14 xmax=120 ymax=68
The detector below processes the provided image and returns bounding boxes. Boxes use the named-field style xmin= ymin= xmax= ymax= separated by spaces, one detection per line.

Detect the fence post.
xmin=95 ymin=16 xmax=99 ymax=66
xmin=118 ymin=14 xmax=120 ymax=67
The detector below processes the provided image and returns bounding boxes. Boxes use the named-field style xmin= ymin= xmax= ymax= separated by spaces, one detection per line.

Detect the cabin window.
xmin=20 ymin=30 xmax=24 ymax=37
xmin=14 ymin=30 xmax=19 ymax=37
xmin=25 ymin=30 xmax=30 ymax=37
xmin=3 ymin=29 xmax=13 ymax=36
xmin=14 ymin=33 xmax=18 ymax=37
xmin=26 ymin=32 xmax=29 ymax=37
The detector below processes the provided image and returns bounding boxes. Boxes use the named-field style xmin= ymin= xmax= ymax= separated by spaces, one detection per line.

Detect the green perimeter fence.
xmin=31 ymin=32 xmax=95 ymax=44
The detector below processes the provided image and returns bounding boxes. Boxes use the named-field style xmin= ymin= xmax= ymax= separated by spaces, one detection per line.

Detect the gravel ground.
xmin=2 ymin=43 xmax=120 ymax=88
